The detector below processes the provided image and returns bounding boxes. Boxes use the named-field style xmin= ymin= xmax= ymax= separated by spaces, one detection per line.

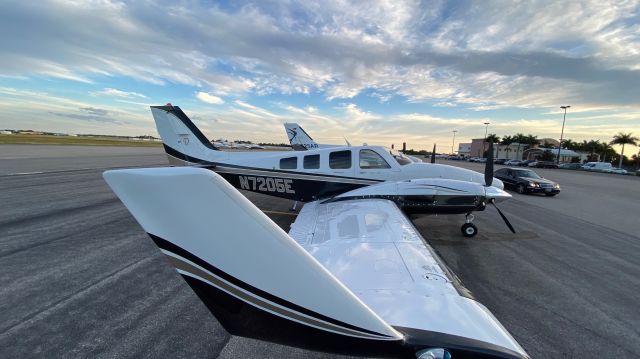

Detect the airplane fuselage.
xmin=163 ymin=143 xmax=500 ymax=208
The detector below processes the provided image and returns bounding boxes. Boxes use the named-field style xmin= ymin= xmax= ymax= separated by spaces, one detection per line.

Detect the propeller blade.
xmin=431 ymin=144 xmax=436 ymax=164
xmin=484 ymin=140 xmax=494 ymax=186
xmin=491 ymin=200 xmax=516 ymax=233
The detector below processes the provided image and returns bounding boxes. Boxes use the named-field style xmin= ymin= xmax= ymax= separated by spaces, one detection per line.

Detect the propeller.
xmin=430 ymin=144 xmax=436 ymax=164
xmin=484 ymin=140 xmax=516 ymax=234
xmin=484 ymin=140 xmax=493 ymax=186
xmin=491 ymin=200 xmax=516 ymax=233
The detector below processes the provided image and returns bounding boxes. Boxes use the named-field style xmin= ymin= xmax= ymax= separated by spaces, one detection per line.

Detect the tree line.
xmin=483 ymin=132 xmax=638 ymax=167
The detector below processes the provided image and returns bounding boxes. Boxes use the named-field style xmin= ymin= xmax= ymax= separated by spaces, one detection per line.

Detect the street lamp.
xmin=482 ymin=122 xmax=490 ymax=158
xmin=451 ymin=130 xmax=457 ymax=155
xmin=556 ymin=105 xmax=571 ymax=164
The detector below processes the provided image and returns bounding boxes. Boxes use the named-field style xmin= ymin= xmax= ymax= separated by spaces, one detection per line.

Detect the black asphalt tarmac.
xmin=1 ymin=146 xmax=639 ymax=358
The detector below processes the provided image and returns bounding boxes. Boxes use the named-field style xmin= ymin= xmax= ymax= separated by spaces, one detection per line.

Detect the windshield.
xmin=384 ymin=147 xmax=412 ymax=165
xmin=515 ymin=170 xmax=541 ymax=179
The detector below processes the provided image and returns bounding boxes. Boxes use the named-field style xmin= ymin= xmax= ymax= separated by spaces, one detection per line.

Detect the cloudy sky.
xmin=1 ymin=0 xmax=639 ymax=151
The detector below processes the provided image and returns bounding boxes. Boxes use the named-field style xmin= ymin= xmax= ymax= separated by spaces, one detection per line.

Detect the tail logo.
xmin=179 ymin=135 xmax=190 ymax=146
xmin=287 ymin=128 xmax=298 ymax=142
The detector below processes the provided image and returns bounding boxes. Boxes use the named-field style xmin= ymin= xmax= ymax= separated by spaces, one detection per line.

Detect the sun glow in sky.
xmin=0 ymin=0 xmax=639 ymax=151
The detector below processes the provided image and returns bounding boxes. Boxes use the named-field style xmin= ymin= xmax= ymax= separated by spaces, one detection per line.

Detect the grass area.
xmin=0 ymin=134 xmax=162 ymax=147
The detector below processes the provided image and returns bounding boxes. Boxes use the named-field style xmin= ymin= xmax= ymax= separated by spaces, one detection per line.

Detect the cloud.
xmin=94 ymin=88 xmax=147 ymax=99
xmin=0 ymin=0 xmax=637 ymax=110
xmin=196 ymin=91 xmax=225 ymax=104
xmin=50 ymin=107 xmax=127 ymax=125
xmin=0 ymin=0 xmax=639 ymax=147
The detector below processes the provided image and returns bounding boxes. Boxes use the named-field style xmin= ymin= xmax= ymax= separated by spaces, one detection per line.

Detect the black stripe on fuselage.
xmin=148 ymin=233 xmax=393 ymax=339
xmin=162 ymin=144 xmax=380 ymax=201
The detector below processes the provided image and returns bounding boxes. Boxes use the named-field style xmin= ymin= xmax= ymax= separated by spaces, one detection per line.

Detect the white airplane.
xmin=150 ymin=104 xmax=514 ymax=237
xmin=284 ymin=122 xmax=424 ymax=163
xmin=104 ymin=166 xmax=529 ymax=358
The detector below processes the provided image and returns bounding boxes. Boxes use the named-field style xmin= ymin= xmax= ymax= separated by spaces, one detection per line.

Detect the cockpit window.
xmin=386 ymin=148 xmax=412 ymax=166
xmin=359 ymin=149 xmax=391 ymax=169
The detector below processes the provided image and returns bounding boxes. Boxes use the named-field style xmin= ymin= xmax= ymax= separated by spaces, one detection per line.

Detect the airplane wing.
xmin=289 ymin=198 xmax=526 ymax=357
xmin=104 ymin=167 xmax=528 ymax=359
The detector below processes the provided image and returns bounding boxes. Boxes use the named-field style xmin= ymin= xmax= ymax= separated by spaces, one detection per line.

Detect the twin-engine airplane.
xmin=151 ymin=105 xmax=514 ymax=237
xmin=104 ymin=166 xmax=529 ymax=358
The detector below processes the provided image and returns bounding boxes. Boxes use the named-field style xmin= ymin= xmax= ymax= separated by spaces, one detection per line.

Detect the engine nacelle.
xmin=329 ymin=178 xmax=511 ymax=215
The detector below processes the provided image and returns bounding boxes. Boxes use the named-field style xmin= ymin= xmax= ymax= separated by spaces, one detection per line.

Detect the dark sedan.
xmin=494 ymin=168 xmax=561 ymax=196
xmin=529 ymin=160 xmax=559 ymax=168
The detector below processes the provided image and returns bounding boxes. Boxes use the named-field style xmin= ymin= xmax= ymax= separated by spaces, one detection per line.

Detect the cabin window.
xmin=303 ymin=154 xmax=320 ymax=169
xmin=329 ymin=150 xmax=352 ymax=169
xmin=359 ymin=149 xmax=391 ymax=169
xmin=280 ymin=157 xmax=297 ymax=169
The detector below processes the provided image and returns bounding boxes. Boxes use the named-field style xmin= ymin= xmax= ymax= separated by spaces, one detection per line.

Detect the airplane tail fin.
xmin=284 ymin=122 xmax=318 ymax=150
xmin=103 ymin=167 xmax=401 ymax=355
xmin=150 ymin=105 xmax=219 ymax=166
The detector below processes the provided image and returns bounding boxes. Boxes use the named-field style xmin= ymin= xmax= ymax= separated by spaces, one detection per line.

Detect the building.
xmin=469 ymin=139 xmax=486 ymax=157
xmin=523 ymin=147 xmax=580 ymax=162
xmin=457 ymin=143 xmax=471 ymax=157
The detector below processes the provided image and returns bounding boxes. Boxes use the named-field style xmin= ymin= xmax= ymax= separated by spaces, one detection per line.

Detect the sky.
xmin=0 ymin=0 xmax=639 ymax=152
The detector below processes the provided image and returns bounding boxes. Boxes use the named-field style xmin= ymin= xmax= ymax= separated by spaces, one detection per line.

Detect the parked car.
xmin=581 ymin=162 xmax=613 ymax=172
xmin=529 ymin=161 xmax=558 ymax=168
xmin=520 ymin=160 xmax=536 ymax=167
xmin=467 ymin=157 xmax=480 ymax=162
xmin=558 ymin=163 xmax=582 ymax=170
xmin=494 ymin=168 xmax=561 ymax=196
xmin=505 ymin=159 xmax=523 ymax=166
xmin=494 ymin=158 xmax=508 ymax=165
xmin=605 ymin=167 xmax=628 ymax=174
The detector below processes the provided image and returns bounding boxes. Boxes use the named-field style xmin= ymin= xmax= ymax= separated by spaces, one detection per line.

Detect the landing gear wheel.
xmin=461 ymin=223 xmax=478 ymax=237
xmin=516 ymin=184 xmax=526 ymax=194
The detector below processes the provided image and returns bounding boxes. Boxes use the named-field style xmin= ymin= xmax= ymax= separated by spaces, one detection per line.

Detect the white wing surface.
xmin=289 ymin=199 xmax=527 ymax=357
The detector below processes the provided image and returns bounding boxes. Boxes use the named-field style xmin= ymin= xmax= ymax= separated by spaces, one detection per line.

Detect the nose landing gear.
xmin=461 ymin=213 xmax=478 ymax=237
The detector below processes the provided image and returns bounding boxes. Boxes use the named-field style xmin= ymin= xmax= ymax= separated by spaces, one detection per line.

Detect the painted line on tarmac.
xmin=8 ymin=171 xmax=44 ymax=175
xmin=4 ymin=164 xmax=168 ymax=177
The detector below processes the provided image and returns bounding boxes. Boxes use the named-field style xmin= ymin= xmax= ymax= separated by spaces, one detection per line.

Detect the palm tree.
xmin=582 ymin=139 xmax=600 ymax=161
xmin=524 ymin=134 xmax=539 ymax=147
xmin=562 ymin=139 xmax=579 ymax=150
xmin=600 ymin=142 xmax=615 ymax=163
xmin=513 ymin=133 xmax=526 ymax=160
xmin=610 ymin=132 xmax=639 ymax=168
xmin=501 ymin=135 xmax=514 ymax=159
xmin=485 ymin=134 xmax=500 ymax=158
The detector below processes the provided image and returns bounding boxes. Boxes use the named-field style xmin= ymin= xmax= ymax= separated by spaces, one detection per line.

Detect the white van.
xmin=581 ymin=162 xmax=612 ymax=172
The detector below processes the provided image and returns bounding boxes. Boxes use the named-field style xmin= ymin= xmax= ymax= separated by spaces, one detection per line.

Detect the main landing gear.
xmin=461 ymin=213 xmax=478 ymax=237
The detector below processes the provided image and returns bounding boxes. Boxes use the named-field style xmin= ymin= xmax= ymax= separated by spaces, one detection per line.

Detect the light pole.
xmin=556 ymin=105 xmax=571 ymax=164
xmin=451 ymin=130 xmax=457 ymax=155
xmin=482 ymin=122 xmax=490 ymax=157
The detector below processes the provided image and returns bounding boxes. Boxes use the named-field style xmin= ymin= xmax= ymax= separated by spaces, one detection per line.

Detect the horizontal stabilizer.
xmin=103 ymin=167 xmax=401 ymax=354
